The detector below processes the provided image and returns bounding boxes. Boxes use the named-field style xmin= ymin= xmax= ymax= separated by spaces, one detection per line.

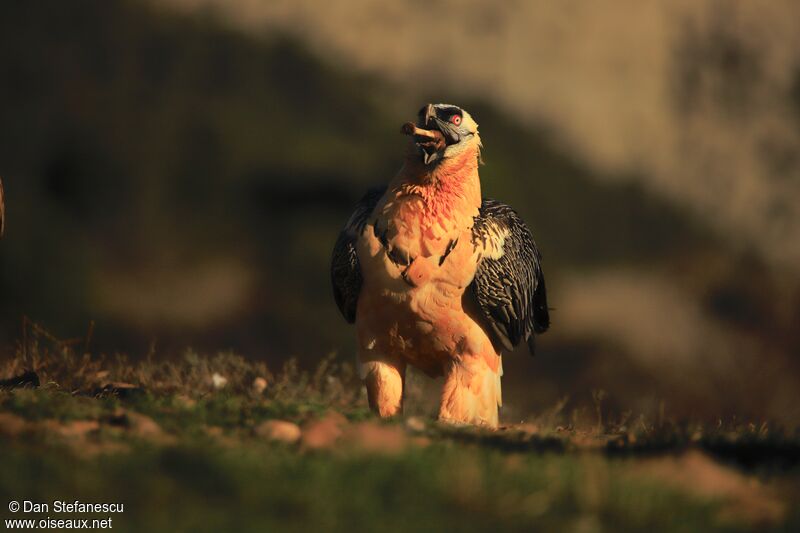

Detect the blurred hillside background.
xmin=0 ymin=0 xmax=798 ymax=423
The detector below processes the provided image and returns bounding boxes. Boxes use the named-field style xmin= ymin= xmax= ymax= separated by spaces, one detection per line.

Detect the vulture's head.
xmin=402 ymin=103 xmax=481 ymax=166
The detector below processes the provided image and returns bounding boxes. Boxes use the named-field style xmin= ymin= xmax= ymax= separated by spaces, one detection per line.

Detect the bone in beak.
xmin=401 ymin=122 xmax=438 ymax=139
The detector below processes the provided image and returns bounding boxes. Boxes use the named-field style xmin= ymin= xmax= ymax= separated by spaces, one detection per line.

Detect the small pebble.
xmin=255 ymin=420 xmax=301 ymax=444
xmin=211 ymin=372 xmax=228 ymax=389
xmin=252 ymin=377 xmax=267 ymax=395
xmin=405 ymin=416 xmax=426 ymax=433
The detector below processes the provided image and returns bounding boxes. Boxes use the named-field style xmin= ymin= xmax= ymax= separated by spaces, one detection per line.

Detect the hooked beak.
xmin=422 ymin=103 xmax=436 ymax=127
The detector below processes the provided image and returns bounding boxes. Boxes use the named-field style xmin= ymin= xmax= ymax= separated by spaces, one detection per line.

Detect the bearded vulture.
xmin=331 ymin=104 xmax=549 ymax=427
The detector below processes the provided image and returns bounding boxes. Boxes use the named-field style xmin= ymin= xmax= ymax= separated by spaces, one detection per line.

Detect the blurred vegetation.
xmin=1 ymin=344 xmax=799 ymax=532
xmin=1 ymin=440 xmax=752 ymax=533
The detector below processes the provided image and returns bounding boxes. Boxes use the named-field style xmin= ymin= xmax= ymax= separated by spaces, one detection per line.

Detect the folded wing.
xmin=330 ymin=186 xmax=386 ymax=323
xmin=469 ymin=198 xmax=549 ymax=354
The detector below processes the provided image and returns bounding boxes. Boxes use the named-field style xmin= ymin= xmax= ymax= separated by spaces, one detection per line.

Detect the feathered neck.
xmin=395 ymin=147 xmax=482 ymax=215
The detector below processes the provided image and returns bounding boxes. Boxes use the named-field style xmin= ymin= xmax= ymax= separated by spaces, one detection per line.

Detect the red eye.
xmin=450 ymin=115 xmax=461 ymax=125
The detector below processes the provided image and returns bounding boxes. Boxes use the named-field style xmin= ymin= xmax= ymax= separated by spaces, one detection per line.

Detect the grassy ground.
xmin=1 ymin=341 xmax=799 ymax=532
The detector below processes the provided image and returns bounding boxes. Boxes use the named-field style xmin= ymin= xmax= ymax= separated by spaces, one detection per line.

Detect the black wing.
xmin=330 ymin=186 xmax=386 ymax=323
xmin=469 ymin=198 xmax=549 ymax=355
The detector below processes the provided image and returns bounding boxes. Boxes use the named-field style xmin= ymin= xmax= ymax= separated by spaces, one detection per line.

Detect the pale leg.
xmin=360 ymin=357 xmax=406 ymax=417
xmin=438 ymin=354 xmax=501 ymax=428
